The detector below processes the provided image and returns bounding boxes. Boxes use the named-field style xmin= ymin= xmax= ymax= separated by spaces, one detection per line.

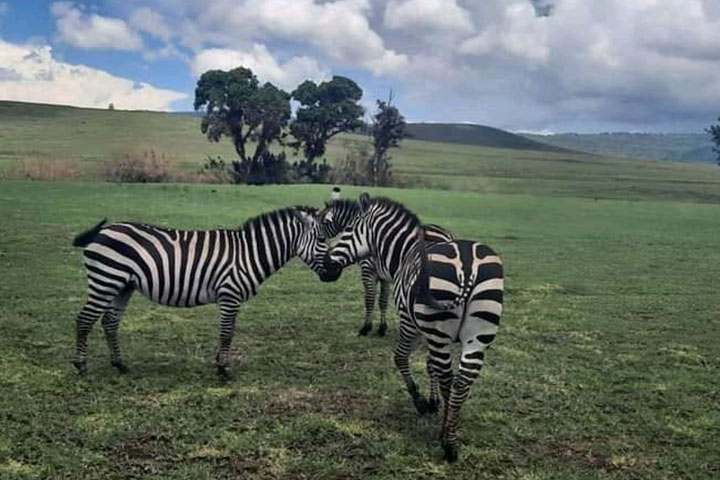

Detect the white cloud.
xmin=129 ymin=7 xmax=172 ymax=43
xmin=0 ymin=39 xmax=186 ymax=110
xmin=88 ymin=0 xmax=720 ymax=130
xmin=191 ymin=44 xmax=329 ymax=90
xmin=459 ymin=2 xmax=550 ymax=62
xmin=384 ymin=0 xmax=474 ymax=34
xmin=142 ymin=44 xmax=188 ymax=63
xmin=446 ymin=0 xmax=720 ymax=130
xmin=51 ymin=2 xmax=143 ymax=51
xmin=177 ymin=0 xmax=407 ymax=75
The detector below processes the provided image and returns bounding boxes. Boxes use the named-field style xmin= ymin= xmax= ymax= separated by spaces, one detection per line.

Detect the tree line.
xmin=193 ymin=66 xmax=406 ymax=185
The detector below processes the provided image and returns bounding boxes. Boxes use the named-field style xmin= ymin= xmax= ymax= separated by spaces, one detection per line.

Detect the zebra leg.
xmin=393 ymin=321 xmax=429 ymax=414
xmin=73 ymin=296 xmax=115 ymax=375
xmin=441 ymin=261 xmax=502 ymax=462
xmin=441 ymin=344 xmax=486 ymax=463
xmin=376 ymin=280 xmax=391 ymax=336
xmin=426 ymin=342 xmax=453 ymax=415
xmin=215 ymin=297 xmax=241 ymax=378
xmin=426 ymin=352 xmax=440 ymax=414
xmin=100 ymin=286 xmax=134 ymax=373
xmin=359 ymin=262 xmax=377 ymax=336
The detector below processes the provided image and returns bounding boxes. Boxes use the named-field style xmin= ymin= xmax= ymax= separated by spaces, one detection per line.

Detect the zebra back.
xmin=74 ymin=206 xmax=328 ymax=308
xmin=422 ymin=224 xmax=455 ymax=244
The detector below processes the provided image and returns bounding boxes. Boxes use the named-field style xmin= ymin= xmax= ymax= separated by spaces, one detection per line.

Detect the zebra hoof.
xmin=111 ymin=360 xmax=130 ymax=374
xmin=216 ymin=365 xmax=231 ymax=379
xmin=427 ymin=397 xmax=440 ymax=414
xmin=73 ymin=361 xmax=88 ymax=376
xmin=357 ymin=325 xmax=372 ymax=336
xmin=413 ymin=395 xmax=430 ymax=415
xmin=443 ymin=444 xmax=459 ymax=463
xmin=376 ymin=325 xmax=387 ymax=337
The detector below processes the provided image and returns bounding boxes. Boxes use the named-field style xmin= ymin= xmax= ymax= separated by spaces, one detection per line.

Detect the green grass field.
xmin=1 ymin=180 xmax=719 ymax=479
xmin=3 ymin=101 xmax=720 ymax=202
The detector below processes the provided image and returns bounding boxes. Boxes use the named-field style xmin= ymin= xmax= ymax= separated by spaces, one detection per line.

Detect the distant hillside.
xmin=4 ymin=100 xmax=720 ymax=203
xmin=522 ymin=132 xmax=717 ymax=164
xmin=405 ymin=123 xmax=571 ymax=153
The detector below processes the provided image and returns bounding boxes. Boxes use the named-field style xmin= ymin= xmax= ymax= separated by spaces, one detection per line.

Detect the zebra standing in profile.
xmin=71 ymin=206 xmax=332 ymax=377
xmin=321 ymin=194 xmax=504 ymax=462
xmin=320 ymin=199 xmax=455 ymax=336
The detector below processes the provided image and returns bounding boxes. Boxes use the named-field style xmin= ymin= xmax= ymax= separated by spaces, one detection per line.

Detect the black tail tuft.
xmin=72 ymin=219 xmax=107 ymax=247
xmin=413 ymin=227 xmax=446 ymax=310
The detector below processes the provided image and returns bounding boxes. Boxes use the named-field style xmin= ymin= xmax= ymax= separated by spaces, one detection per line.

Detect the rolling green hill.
xmin=522 ymin=132 xmax=717 ymax=164
xmin=405 ymin=122 xmax=570 ymax=153
xmin=2 ymin=100 xmax=720 ymax=203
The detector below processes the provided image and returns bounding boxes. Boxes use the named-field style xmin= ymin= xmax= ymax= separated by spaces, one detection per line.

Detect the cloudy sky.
xmin=1 ymin=0 xmax=720 ymax=133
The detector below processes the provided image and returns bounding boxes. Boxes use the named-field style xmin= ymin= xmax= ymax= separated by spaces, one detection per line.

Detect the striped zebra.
xmin=321 ymin=194 xmax=504 ymax=462
xmin=320 ymin=200 xmax=454 ymax=336
xmin=71 ymin=206 xmax=332 ymax=377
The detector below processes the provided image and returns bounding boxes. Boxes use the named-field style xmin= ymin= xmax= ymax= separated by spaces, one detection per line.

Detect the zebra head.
xmin=318 ymin=199 xmax=361 ymax=239
xmin=292 ymin=207 xmax=340 ymax=282
xmin=321 ymin=193 xmax=374 ymax=282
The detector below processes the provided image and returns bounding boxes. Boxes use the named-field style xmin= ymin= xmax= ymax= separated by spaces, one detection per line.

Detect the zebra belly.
xmin=134 ymin=281 xmax=215 ymax=307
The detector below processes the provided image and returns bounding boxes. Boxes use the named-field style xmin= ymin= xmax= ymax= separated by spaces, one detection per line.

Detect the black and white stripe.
xmin=323 ymin=194 xmax=504 ymax=462
xmin=71 ymin=207 xmax=329 ymax=377
xmin=320 ymin=200 xmax=455 ymax=336
xmin=320 ymin=200 xmax=454 ymax=336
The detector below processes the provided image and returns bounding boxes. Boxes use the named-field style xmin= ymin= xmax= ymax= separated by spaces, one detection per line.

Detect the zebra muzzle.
xmin=319 ymin=259 xmax=343 ymax=282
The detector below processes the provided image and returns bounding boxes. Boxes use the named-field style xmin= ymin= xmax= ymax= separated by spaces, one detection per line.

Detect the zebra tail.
xmin=72 ymin=218 xmax=107 ymax=247
xmin=413 ymin=227 xmax=446 ymax=311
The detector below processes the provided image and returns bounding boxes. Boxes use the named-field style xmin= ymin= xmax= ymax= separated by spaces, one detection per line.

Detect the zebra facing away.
xmin=71 ymin=206 xmax=334 ymax=377
xmin=321 ymin=194 xmax=504 ymax=462
xmin=319 ymin=200 xmax=455 ymax=336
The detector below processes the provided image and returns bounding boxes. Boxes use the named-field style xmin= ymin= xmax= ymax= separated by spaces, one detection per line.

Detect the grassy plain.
xmin=1 ymin=181 xmax=718 ymax=479
xmin=3 ymin=101 xmax=720 ymax=201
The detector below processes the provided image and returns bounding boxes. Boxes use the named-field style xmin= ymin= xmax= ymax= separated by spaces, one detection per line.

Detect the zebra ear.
xmin=359 ymin=192 xmax=371 ymax=211
xmin=292 ymin=209 xmax=316 ymax=228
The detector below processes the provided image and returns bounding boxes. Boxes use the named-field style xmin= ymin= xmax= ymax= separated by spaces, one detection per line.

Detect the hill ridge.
xmin=405 ymin=122 xmax=572 ymax=153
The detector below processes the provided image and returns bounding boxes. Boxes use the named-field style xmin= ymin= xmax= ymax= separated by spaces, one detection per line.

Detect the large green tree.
xmin=370 ymin=99 xmax=406 ymax=186
xmin=706 ymin=117 xmax=720 ymax=166
xmin=290 ymin=76 xmax=365 ymax=181
xmin=194 ymin=67 xmax=291 ymax=182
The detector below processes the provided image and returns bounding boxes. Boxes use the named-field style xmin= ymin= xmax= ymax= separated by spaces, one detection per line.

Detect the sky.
xmin=1 ymin=0 xmax=720 ymax=133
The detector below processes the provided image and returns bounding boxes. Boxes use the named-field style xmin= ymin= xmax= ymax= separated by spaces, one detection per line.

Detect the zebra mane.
xmin=238 ymin=206 xmax=318 ymax=231
xmin=321 ymin=199 xmax=360 ymax=217
xmin=327 ymin=199 xmax=360 ymax=210
xmin=367 ymin=197 xmax=421 ymax=230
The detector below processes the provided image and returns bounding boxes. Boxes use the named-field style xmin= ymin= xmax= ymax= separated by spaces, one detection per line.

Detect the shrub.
xmin=196 ymin=155 xmax=233 ymax=184
xmin=328 ymin=143 xmax=372 ymax=185
xmin=4 ymin=157 xmax=82 ymax=181
xmin=291 ymin=158 xmax=332 ymax=184
xmin=248 ymin=151 xmax=289 ymax=185
xmin=199 ymin=152 xmax=290 ymax=185
xmin=104 ymin=149 xmax=175 ymax=183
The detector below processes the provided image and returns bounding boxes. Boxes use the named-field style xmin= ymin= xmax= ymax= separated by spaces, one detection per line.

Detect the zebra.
xmin=321 ymin=194 xmax=504 ymax=462
xmin=71 ymin=206 xmax=333 ymax=377
xmin=319 ymin=199 xmax=455 ymax=336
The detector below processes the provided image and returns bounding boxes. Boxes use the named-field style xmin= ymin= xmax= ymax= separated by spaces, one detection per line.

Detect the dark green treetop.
xmin=290 ymin=76 xmax=365 ymax=179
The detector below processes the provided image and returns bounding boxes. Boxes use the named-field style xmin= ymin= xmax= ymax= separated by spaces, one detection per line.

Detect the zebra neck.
xmin=375 ymin=228 xmax=421 ymax=288
xmin=237 ymin=215 xmax=300 ymax=281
